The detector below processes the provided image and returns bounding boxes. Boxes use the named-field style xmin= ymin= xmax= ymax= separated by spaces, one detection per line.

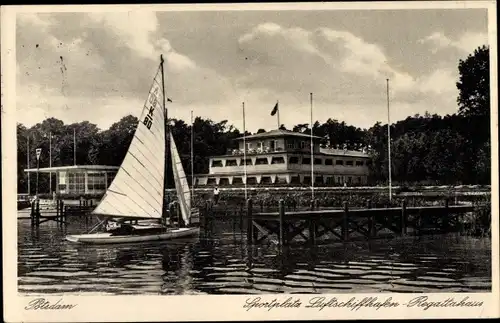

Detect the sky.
xmin=16 ymin=7 xmax=489 ymax=133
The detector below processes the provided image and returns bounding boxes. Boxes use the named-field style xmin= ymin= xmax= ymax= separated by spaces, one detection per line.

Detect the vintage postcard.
xmin=2 ymin=1 xmax=499 ymax=322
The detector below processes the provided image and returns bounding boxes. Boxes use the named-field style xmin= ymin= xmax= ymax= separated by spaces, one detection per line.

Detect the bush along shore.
xmin=176 ymin=190 xmax=491 ymax=239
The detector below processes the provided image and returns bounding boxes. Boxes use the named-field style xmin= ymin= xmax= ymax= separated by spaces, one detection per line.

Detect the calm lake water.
xmin=17 ymin=213 xmax=491 ymax=295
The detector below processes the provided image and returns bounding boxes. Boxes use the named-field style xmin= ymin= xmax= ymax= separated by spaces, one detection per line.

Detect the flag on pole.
xmin=270 ymin=102 xmax=278 ymax=116
xmin=167 ymin=98 xmax=173 ymax=103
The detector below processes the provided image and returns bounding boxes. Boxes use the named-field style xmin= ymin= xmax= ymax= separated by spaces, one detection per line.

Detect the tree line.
xmin=16 ymin=46 xmax=490 ymax=192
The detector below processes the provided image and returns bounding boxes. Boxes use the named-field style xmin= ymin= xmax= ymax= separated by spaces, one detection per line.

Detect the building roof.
xmin=24 ymin=165 xmax=119 ymax=173
xmin=236 ymin=129 xmax=323 ymax=141
xmin=320 ymin=147 xmax=370 ymax=158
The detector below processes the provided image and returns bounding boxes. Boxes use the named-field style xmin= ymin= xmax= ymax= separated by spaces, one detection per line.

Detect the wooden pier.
xmin=202 ymin=198 xmax=477 ymax=246
xmin=28 ymin=199 xmax=95 ymax=226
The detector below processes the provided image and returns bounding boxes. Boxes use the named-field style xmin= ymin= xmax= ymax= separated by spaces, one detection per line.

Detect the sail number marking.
xmin=143 ymin=87 xmax=160 ymax=130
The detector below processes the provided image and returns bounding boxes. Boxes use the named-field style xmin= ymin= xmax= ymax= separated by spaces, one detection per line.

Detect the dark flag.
xmin=270 ymin=102 xmax=278 ymax=116
xmin=167 ymin=98 xmax=173 ymax=102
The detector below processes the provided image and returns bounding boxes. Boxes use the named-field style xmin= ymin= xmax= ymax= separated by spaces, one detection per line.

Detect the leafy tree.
xmin=456 ymin=45 xmax=490 ymax=118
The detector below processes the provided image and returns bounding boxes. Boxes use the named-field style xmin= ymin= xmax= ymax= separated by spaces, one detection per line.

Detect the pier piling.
xmin=443 ymin=198 xmax=449 ymax=232
xmin=401 ymin=200 xmax=407 ymax=235
xmin=342 ymin=201 xmax=349 ymax=241
xmin=246 ymin=198 xmax=253 ymax=244
xmin=278 ymin=199 xmax=285 ymax=245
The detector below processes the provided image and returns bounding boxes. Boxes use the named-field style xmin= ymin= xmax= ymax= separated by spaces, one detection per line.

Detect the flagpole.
xmin=386 ymin=78 xmax=392 ymax=202
xmin=310 ymin=92 xmax=314 ymax=200
xmin=190 ymin=110 xmax=195 ymax=204
xmin=276 ymin=100 xmax=280 ymax=129
xmin=73 ymin=128 xmax=76 ymax=166
xmin=27 ymin=136 xmax=30 ymax=195
xmin=243 ymin=102 xmax=248 ymax=201
xmin=49 ymin=131 xmax=52 ymax=193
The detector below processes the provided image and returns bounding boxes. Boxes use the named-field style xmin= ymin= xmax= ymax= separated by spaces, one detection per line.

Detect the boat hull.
xmin=65 ymin=227 xmax=200 ymax=245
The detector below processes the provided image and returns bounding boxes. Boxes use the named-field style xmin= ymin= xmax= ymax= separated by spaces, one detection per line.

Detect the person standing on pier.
xmin=213 ymin=186 xmax=220 ymax=205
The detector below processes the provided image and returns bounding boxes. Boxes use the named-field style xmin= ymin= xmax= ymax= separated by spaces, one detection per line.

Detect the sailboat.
xmin=66 ymin=55 xmax=200 ymax=244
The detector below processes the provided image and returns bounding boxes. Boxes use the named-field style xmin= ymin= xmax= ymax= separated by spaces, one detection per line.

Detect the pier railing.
xmin=202 ymin=198 xmax=480 ymax=246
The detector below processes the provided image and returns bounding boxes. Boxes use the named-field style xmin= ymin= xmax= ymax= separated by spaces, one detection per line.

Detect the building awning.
xmin=24 ymin=165 xmax=119 ymax=174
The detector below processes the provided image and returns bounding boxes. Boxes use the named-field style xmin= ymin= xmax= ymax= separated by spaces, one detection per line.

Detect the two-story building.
xmin=195 ymin=129 xmax=371 ymax=186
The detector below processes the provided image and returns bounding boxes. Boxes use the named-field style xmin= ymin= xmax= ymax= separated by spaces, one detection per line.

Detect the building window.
xmin=287 ymin=142 xmax=294 ymax=149
xmin=58 ymin=184 xmax=67 ymax=191
xmin=261 ymin=176 xmax=272 ymax=184
xmin=276 ymin=176 xmax=287 ymax=184
xmin=315 ymin=176 xmax=324 ymax=184
xmin=289 ymin=156 xmax=299 ymax=164
xmin=270 ymin=140 xmax=279 ymax=151
xmin=207 ymin=178 xmax=217 ymax=185
xmin=302 ymin=158 xmax=311 ymax=164
xmin=336 ymin=160 xmax=344 ymax=165
xmin=325 ymin=159 xmax=333 ymax=165
xmin=219 ymin=178 xmax=230 ymax=186
xmin=290 ymin=176 xmax=301 ymax=184
xmin=358 ymin=177 xmax=362 ymax=184
xmin=271 ymin=157 xmax=285 ymax=164
xmin=107 ymin=172 xmax=116 ymax=187
xmin=68 ymin=172 xmax=85 ymax=194
xmin=241 ymin=158 xmax=252 ymax=166
xmin=314 ymin=158 xmax=322 ymax=165
xmin=366 ymin=160 xmax=372 ymax=166
xmin=346 ymin=160 xmax=354 ymax=166
xmin=232 ymin=177 xmax=243 ymax=184
xmin=257 ymin=141 xmax=264 ymax=151
xmin=211 ymin=160 xmax=223 ymax=167
xmin=255 ymin=158 xmax=268 ymax=165
xmin=226 ymin=159 xmax=238 ymax=167
xmin=247 ymin=177 xmax=257 ymax=185
xmin=246 ymin=143 xmax=251 ymax=151
xmin=300 ymin=141 xmax=306 ymax=149
xmin=356 ymin=160 xmax=364 ymax=166
xmin=87 ymin=172 xmax=106 ymax=192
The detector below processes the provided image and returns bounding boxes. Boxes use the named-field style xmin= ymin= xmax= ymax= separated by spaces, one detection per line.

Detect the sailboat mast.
xmin=161 ymin=54 xmax=168 ymax=218
xmin=190 ymin=110 xmax=195 ymax=204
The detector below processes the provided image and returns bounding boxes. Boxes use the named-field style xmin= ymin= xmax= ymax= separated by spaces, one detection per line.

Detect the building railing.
xmin=229 ymin=147 xmax=286 ymax=155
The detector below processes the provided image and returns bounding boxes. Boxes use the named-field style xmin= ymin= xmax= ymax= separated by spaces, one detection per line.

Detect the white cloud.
xmin=418 ymin=31 xmax=488 ymax=53
xmin=237 ymin=23 xmax=454 ymax=97
xmin=87 ymin=12 xmax=197 ymax=71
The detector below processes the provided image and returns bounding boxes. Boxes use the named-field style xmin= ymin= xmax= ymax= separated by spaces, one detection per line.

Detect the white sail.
xmin=170 ymin=132 xmax=191 ymax=225
xmin=93 ymin=66 xmax=166 ymax=219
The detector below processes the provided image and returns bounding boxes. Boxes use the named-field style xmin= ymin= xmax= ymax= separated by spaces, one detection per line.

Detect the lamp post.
xmin=35 ymin=148 xmax=42 ymax=197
